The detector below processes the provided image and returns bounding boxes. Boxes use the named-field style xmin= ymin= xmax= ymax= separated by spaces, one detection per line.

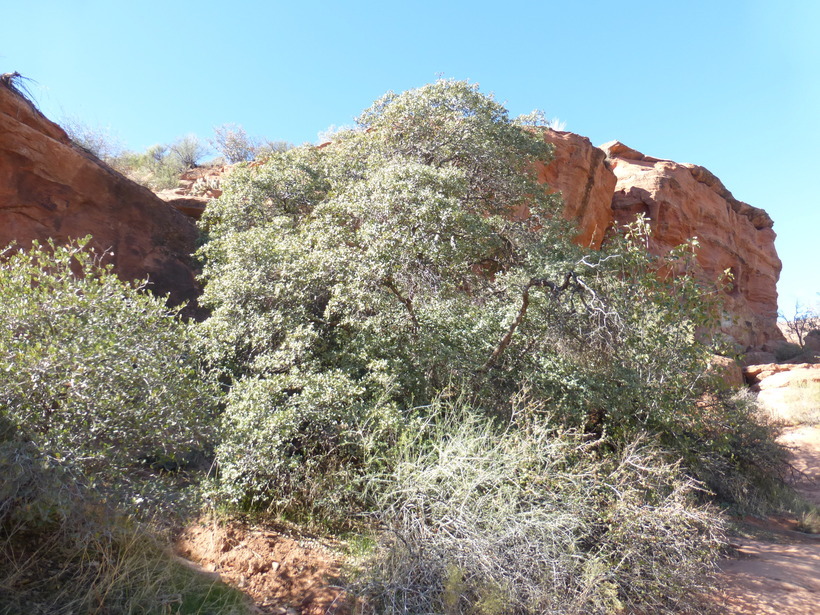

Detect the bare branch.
xmin=477 ymin=272 xmax=576 ymax=375
xmin=383 ymin=277 xmax=419 ymax=332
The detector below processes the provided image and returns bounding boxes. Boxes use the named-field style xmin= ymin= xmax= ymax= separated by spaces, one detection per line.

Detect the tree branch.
xmin=383 ymin=277 xmax=420 ymax=332
xmin=477 ymin=272 xmax=576 ymax=375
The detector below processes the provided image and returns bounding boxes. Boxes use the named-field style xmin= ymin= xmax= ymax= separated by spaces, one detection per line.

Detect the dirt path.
xmin=717 ymin=423 xmax=820 ymax=614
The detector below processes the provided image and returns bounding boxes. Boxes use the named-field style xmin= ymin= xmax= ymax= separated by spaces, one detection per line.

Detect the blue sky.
xmin=4 ymin=0 xmax=818 ymax=314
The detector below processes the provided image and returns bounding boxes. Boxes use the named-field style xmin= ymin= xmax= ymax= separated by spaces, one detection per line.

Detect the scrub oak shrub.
xmin=196 ymin=79 xmax=786 ymax=525
xmin=0 ymin=238 xmax=218 ymax=489
xmin=0 ymin=242 xmax=239 ymax=613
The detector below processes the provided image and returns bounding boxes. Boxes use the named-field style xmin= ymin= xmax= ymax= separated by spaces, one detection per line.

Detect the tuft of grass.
xmin=780 ymin=380 xmax=820 ymax=426
xmin=0 ymin=426 xmax=251 ymax=615
xmin=796 ymin=509 xmax=820 ymax=534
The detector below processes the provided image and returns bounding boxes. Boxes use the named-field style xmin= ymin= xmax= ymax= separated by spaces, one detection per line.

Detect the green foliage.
xmin=196 ymin=78 xmax=785 ymax=525
xmin=354 ymin=402 xmax=724 ymax=615
xmin=60 ymin=115 xmax=211 ymax=189
xmin=0 ymin=239 xmax=238 ymax=613
xmin=197 ymin=80 xmax=576 ymax=514
xmin=0 ymin=238 xmax=218 ymax=484
xmin=108 ymin=135 xmax=209 ymax=190
xmin=213 ymin=371 xmax=402 ymax=518
xmin=112 ymin=143 xmax=187 ymax=190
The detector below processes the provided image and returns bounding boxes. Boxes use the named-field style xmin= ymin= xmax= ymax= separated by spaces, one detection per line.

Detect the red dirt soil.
xmin=175 ymin=519 xmax=350 ymax=615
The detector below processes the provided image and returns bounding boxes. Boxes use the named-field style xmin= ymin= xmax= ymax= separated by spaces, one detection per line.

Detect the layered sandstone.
xmin=599 ymin=142 xmax=782 ymax=350
xmin=0 ymin=79 xmax=200 ymax=310
xmin=537 ymin=129 xmax=616 ymax=249
xmin=156 ymin=165 xmax=227 ymax=220
xmin=0 ymin=77 xmax=782 ymax=348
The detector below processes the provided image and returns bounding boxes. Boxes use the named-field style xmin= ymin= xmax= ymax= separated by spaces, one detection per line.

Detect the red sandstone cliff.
xmin=0 ymin=78 xmax=200 ymax=310
xmin=541 ymin=131 xmax=782 ymax=350
xmin=537 ymin=130 xmax=616 ymax=249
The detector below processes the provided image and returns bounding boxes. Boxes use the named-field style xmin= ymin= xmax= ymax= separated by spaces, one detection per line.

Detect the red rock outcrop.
xmin=0 ymin=78 xmax=200 ymax=310
xmin=156 ymin=165 xmax=227 ymax=220
xmin=536 ymin=129 xmax=616 ymax=249
xmin=599 ymin=141 xmax=782 ymax=350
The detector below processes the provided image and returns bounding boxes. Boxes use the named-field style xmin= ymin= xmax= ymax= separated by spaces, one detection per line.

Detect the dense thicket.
xmin=0 ymin=239 xmax=217 ymax=483
xmin=198 ymin=80 xmax=783 ymax=517
xmin=0 ymin=240 xmax=243 ymax=613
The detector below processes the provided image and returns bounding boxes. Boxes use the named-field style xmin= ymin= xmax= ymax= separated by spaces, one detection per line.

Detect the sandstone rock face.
xmin=599 ymin=142 xmax=782 ymax=350
xmin=708 ymin=355 xmax=745 ymax=389
xmin=156 ymin=165 xmax=228 ymax=220
xmin=805 ymin=331 xmax=820 ymax=353
xmin=537 ymin=130 xmax=616 ymax=249
xmin=0 ymin=79 xmax=783 ymax=349
xmin=0 ymin=81 xmax=200 ymax=310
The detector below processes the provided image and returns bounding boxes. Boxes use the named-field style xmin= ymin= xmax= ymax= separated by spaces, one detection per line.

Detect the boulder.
xmin=154 ymin=165 xmax=229 ymax=221
xmin=708 ymin=355 xmax=745 ymax=388
xmin=0 ymin=78 xmax=201 ymax=312
xmin=805 ymin=331 xmax=820 ymax=353
xmin=743 ymin=362 xmax=820 ymax=387
xmin=155 ymin=190 xmax=209 ymax=220
xmin=600 ymin=142 xmax=783 ymax=350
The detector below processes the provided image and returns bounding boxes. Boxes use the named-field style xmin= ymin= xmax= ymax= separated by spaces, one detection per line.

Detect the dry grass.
xmin=353 ymin=404 xmax=725 ymax=615
xmin=0 ymin=430 xmax=250 ymax=615
xmin=779 ymin=380 xmax=820 ymax=426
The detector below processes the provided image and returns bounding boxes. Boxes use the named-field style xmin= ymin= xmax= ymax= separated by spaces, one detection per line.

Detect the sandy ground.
xmin=716 ymin=423 xmax=820 ymax=614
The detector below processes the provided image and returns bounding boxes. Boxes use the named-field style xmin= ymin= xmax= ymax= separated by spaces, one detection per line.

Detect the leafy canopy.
xmin=197 ymin=79 xmax=782 ymax=516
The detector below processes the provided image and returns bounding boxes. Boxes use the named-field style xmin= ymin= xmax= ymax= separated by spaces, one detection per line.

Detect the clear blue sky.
xmin=4 ymin=0 xmax=818 ymax=314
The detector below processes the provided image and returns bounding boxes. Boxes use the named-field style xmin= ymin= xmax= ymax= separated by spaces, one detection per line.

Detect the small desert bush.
xmin=774 ymin=342 xmax=803 ymax=361
xmin=210 ymin=372 xmax=403 ymax=524
xmin=672 ymin=390 xmax=788 ymax=516
xmin=0 ymin=420 xmax=249 ymax=615
xmin=0 ymin=238 xmax=218 ymax=496
xmin=353 ymin=402 xmax=725 ymax=615
xmin=112 ymin=145 xmax=185 ymax=190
